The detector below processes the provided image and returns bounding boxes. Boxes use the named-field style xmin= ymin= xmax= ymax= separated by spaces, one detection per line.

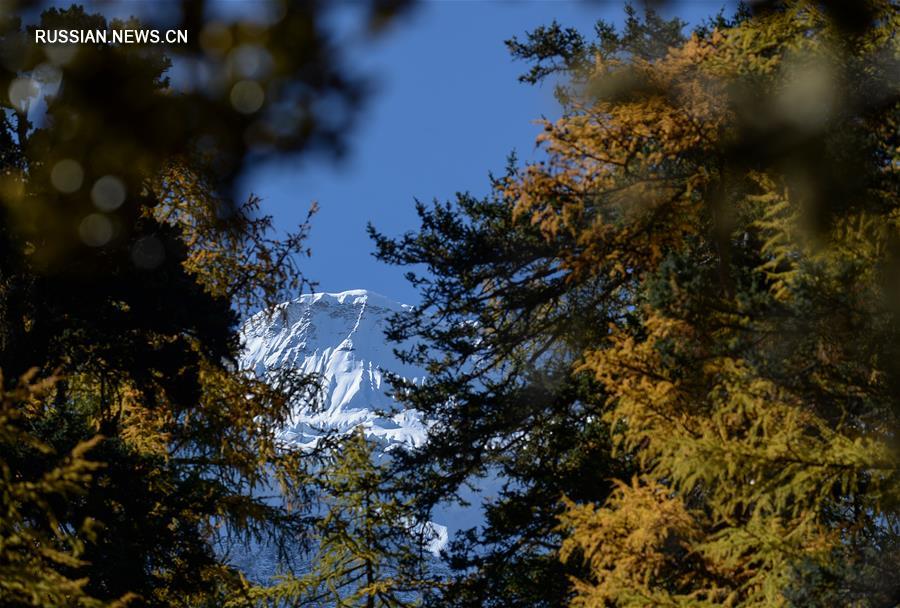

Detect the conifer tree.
xmin=371 ymin=184 xmax=631 ymax=607
xmin=0 ymin=2 xmax=409 ymax=605
xmin=0 ymin=370 xmax=112 ymax=607
xmin=253 ymin=429 xmax=435 ymax=608
xmin=373 ymin=2 xmax=900 ymax=606
xmin=369 ymin=7 xmax=691 ymax=606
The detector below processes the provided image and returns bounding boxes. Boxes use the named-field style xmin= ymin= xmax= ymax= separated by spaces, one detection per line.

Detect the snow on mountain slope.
xmin=238 ymin=289 xmax=500 ymax=566
xmin=240 ymin=289 xmax=428 ymax=449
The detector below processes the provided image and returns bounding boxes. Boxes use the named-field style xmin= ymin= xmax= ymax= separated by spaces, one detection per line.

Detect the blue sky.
xmin=29 ymin=0 xmax=732 ymax=307
xmin=238 ymin=1 xmax=731 ymax=306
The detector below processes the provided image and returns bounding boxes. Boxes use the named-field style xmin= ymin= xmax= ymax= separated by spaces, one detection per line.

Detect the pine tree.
xmin=370 ymin=184 xmax=631 ymax=607
xmin=373 ymin=2 xmax=900 ymax=606
xmin=368 ymin=7 xmax=692 ymax=606
xmin=0 ymin=370 xmax=113 ymax=607
xmin=254 ymin=429 xmax=435 ymax=608
xmin=514 ymin=1 xmax=900 ymax=605
xmin=0 ymin=2 xmax=409 ymax=605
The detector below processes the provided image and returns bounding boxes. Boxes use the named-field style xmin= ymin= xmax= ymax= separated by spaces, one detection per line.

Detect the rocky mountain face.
xmin=240 ymin=289 xmax=429 ymax=449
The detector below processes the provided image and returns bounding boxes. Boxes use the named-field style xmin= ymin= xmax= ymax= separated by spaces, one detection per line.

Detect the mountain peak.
xmin=240 ymin=290 xmax=425 ymax=448
xmin=298 ymin=288 xmax=394 ymax=303
xmin=290 ymin=289 xmax=411 ymax=313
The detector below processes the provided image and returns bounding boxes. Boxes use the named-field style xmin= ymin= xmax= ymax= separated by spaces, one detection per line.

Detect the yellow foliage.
xmin=506 ymin=2 xmax=900 ymax=605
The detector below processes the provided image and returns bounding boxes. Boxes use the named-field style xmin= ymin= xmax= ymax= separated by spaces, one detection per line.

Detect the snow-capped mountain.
xmin=238 ymin=289 xmax=493 ymax=569
xmin=240 ymin=289 xmax=428 ymax=449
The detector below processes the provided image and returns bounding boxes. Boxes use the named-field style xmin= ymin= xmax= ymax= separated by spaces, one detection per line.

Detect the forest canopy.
xmin=372 ymin=1 xmax=900 ymax=606
xmin=0 ymin=1 xmax=411 ymax=605
xmin=2 ymin=1 xmax=899 ymax=607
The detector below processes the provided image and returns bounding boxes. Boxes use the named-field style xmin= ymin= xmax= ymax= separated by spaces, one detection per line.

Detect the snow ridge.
xmin=240 ymin=289 xmax=427 ymax=449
